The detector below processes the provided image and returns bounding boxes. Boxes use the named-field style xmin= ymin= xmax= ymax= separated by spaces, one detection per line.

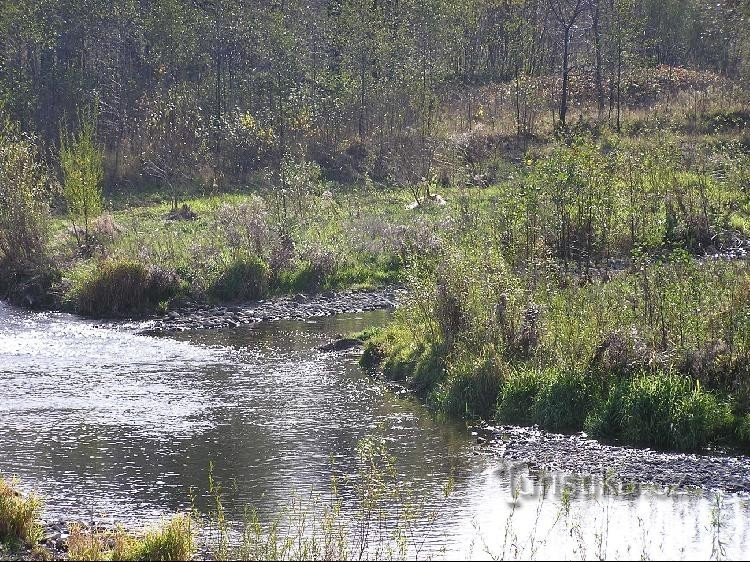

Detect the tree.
xmin=550 ymin=0 xmax=585 ymax=129
xmin=60 ymin=106 xmax=104 ymax=250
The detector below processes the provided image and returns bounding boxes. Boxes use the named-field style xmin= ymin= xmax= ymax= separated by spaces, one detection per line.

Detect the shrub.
xmin=0 ymin=113 xmax=56 ymax=306
xmin=209 ymin=255 xmax=269 ymax=302
xmin=72 ymin=259 xmax=181 ymax=317
xmin=587 ymin=373 xmax=730 ymax=450
xmin=0 ymin=478 xmax=42 ymax=546
xmin=436 ymin=351 xmax=504 ymax=419
xmin=496 ymin=369 xmax=544 ymax=426
xmin=533 ymin=369 xmax=593 ymax=432
xmin=60 ymin=106 xmax=104 ymax=247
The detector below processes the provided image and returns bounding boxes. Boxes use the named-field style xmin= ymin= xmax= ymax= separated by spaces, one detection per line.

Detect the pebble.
xmin=473 ymin=422 xmax=750 ymax=493
xmin=136 ymin=287 xmax=405 ymax=335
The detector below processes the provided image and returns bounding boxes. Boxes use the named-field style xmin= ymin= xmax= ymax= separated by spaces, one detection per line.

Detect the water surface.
xmin=1 ymin=302 xmax=748 ymax=559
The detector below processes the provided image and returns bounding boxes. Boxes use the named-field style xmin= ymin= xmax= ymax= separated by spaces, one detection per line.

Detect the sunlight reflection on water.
xmin=1 ymin=302 xmax=748 ymax=559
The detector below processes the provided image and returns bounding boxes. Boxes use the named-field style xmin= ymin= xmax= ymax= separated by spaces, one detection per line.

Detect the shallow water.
xmin=1 ymin=301 xmax=749 ymax=559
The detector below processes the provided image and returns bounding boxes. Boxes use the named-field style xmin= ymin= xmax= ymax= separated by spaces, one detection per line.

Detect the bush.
xmin=532 ymin=369 xmax=593 ymax=432
xmin=275 ymin=245 xmax=337 ymax=293
xmin=72 ymin=259 xmax=181 ymax=317
xmin=0 ymin=478 xmax=42 ymax=546
xmin=60 ymin=106 xmax=104 ymax=246
xmin=436 ymin=351 xmax=505 ymax=419
xmin=209 ymin=255 xmax=269 ymax=302
xmin=496 ymin=369 xmax=544 ymax=426
xmin=0 ymin=114 xmax=55 ymax=306
xmin=737 ymin=414 xmax=750 ymax=449
xmin=586 ymin=373 xmax=731 ymax=450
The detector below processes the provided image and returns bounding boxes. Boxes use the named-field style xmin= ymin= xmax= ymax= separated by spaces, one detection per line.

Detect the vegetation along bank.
xmin=1 ymin=0 xmax=749 ymax=457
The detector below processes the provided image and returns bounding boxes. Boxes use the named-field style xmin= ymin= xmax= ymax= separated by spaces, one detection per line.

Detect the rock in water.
xmin=317 ymin=337 xmax=362 ymax=352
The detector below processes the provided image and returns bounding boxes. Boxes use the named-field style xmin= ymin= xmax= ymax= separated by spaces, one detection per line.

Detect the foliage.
xmin=586 ymin=373 xmax=732 ymax=450
xmin=67 ymin=515 xmax=195 ymax=562
xmin=70 ymin=259 xmax=182 ymax=318
xmin=532 ymin=369 xmax=593 ymax=432
xmin=1 ymin=0 xmax=747 ymax=189
xmin=0 ymin=478 xmax=42 ymax=547
xmin=0 ymin=112 xmax=56 ymax=305
xmin=60 ymin=106 xmax=104 ymax=245
xmin=209 ymin=254 xmax=270 ymax=302
xmin=496 ymin=370 xmax=545 ymax=426
xmin=433 ymin=350 xmax=506 ymax=419
xmin=366 ymin=235 xmax=749 ymax=450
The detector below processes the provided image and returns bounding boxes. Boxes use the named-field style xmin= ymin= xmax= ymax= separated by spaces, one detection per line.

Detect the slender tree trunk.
xmin=591 ymin=0 xmax=604 ymax=117
xmin=560 ymin=25 xmax=570 ymax=127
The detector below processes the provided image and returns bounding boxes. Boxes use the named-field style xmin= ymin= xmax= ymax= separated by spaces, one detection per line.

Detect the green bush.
xmin=274 ymin=261 xmax=322 ymax=293
xmin=0 ymin=113 xmax=56 ymax=307
xmin=60 ymin=106 xmax=104 ymax=245
xmin=587 ymin=373 xmax=730 ymax=450
xmin=435 ymin=352 xmax=504 ymax=419
xmin=209 ymin=255 xmax=269 ymax=302
xmin=737 ymin=414 xmax=750 ymax=449
xmin=496 ymin=369 xmax=544 ymax=426
xmin=72 ymin=259 xmax=181 ymax=317
xmin=532 ymin=369 xmax=593 ymax=432
xmin=410 ymin=344 xmax=447 ymax=399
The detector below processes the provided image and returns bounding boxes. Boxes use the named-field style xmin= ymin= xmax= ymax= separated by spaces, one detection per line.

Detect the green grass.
xmin=362 ymin=240 xmax=750 ymax=450
xmin=67 ymin=258 xmax=183 ymax=318
xmin=586 ymin=374 xmax=733 ymax=450
xmin=0 ymin=478 xmax=42 ymax=547
xmin=67 ymin=515 xmax=195 ymax=561
xmin=209 ymin=254 xmax=270 ymax=302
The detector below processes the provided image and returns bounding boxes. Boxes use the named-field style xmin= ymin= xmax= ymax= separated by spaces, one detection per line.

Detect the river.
xmin=1 ymin=301 xmax=749 ymax=560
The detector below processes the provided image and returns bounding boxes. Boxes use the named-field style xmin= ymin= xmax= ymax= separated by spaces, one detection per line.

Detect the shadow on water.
xmin=1 ymin=301 xmax=750 ymax=559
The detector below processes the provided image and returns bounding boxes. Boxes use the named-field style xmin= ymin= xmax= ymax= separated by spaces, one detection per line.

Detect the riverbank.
xmin=474 ymin=423 xmax=750 ymax=493
xmin=4 ymin=303 xmax=750 ymax=560
xmin=125 ymin=286 xmax=403 ymax=335
xmin=360 ymin=251 xmax=750 ymax=454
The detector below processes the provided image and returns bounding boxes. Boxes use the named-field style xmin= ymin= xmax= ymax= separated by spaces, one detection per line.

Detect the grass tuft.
xmin=0 ymin=478 xmax=43 ymax=547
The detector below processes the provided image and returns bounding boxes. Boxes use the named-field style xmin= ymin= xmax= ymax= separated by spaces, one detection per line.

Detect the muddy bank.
xmin=112 ymin=287 xmax=404 ymax=335
xmin=474 ymin=423 xmax=750 ymax=493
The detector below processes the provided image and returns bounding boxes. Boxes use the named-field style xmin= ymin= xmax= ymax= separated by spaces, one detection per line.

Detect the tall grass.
xmin=0 ymin=478 xmax=42 ymax=547
xmin=67 ymin=514 xmax=195 ymax=561
xmin=586 ymin=374 xmax=733 ymax=450
xmin=363 ymin=239 xmax=750 ymax=450
xmin=69 ymin=258 xmax=182 ymax=317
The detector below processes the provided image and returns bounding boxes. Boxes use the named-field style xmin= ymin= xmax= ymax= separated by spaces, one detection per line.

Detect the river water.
xmin=1 ymin=301 xmax=749 ymax=560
